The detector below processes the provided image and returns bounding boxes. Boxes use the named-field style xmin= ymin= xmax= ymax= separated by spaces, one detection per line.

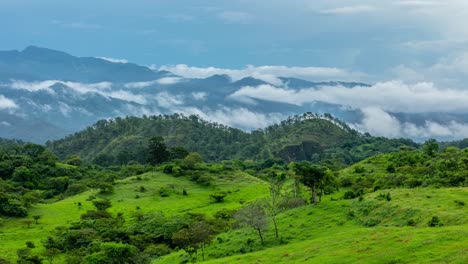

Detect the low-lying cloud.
xmin=352 ymin=107 xmax=468 ymax=140
xmin=230 ymin=81 xmax=468 ymax=113
xmin=97 ymin=57 xmax=129 ymax=64
xmin=158 ymin=64 xmax=358 ymax=85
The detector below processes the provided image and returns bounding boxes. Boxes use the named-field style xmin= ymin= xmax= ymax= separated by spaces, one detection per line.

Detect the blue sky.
xmin=2 ymin=0 xmax=467 ymax=86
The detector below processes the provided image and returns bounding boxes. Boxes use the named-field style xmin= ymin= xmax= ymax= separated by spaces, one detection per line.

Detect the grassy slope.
xmin=158 ymin=188 xmax=467 ymax=264
xmin=1 ymin=169 xmax=466 ymax=263
xmin=0 ymin=170 xmax=267 ymax=262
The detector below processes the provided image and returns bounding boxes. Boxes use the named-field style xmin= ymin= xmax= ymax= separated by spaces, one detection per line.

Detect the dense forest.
xmin=46 ymin=113 xmax=417 ymax=169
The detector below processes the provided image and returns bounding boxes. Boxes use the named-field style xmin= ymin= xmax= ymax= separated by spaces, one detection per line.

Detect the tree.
xmin=172 ymin=221 xmax=214 ymax=260
xmin=234 ymin=200 xmax=268 ymax=244
xmin=423 ymin=139 xmax=439 ymax=157
xmin=92 ymin=199 xmax=112 ymax=211
xmin=267 ymin=170 xmax=286 ymax=239
xmin=290 ymin=161 xmax=327 ymax=205
xmin=147 ymin=136 xmax=170 ymax=164
xmin=183 ymin=152 xmax=203 ymax=169
xmin=169 ymin=146 xmax=189 ymax=160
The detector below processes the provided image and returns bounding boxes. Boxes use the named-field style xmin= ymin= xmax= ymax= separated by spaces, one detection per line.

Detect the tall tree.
xmin=290 ymin=161 xmax=327 ymax=205
xmin=147 ymin=136 xmax=169 ymax=164
xmin=267 ymin=170 xmax=286 ymax=239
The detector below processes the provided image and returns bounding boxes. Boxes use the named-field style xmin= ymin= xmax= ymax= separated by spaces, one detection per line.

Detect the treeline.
xmin=46 ymin=113 xmax=418 ymax=168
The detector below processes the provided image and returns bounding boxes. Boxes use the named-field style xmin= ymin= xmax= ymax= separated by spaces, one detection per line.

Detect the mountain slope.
xmin=46 ymin=113 xmax=417 ymax=165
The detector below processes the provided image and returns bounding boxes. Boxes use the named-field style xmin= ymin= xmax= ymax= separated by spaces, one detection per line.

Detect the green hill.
xmin=46 ymin=113 xmax=417 ymax=166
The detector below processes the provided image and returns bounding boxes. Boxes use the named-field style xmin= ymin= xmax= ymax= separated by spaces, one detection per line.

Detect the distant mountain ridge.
xmin=1 ymin=46 xmax=466 ymax=143
xmin=0 ymin=46 xmax=371 ymax=143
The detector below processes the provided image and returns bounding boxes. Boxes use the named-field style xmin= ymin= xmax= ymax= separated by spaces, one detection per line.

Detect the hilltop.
xmin=46 ymin=113 xmax=417 ymax=166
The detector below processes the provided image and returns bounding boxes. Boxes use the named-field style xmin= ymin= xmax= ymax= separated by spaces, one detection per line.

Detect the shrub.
xmin=354 ymin=165 xmax=366 ymax=173
xmin=25 ymin=241 xmax=35 ymax=248
xmin=210 ymin=192 xmax=227 ymax=203
xmin=182 ymin=189 xmax=188 ymax=196
xmin=454 ymin=200 xmax=465 ymax=206
xmin=159 ymin=187 xmax=170 ymax=197
xmin=427 ymin=216 xmax=443 ymax=227
xmin=343 ymin=190 xmax=357 ymax=200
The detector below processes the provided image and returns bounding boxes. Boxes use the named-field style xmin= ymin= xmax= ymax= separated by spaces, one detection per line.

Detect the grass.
xmin=156 ymin=187 xmax=468 ymax=264
xmin=0 ymin=169 xmax=268 ymax=262
xmin=0 ymin=169 xmax=466 ymax=264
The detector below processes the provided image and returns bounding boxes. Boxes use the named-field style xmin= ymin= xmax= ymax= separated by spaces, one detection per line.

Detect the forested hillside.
xmin=47 ymin=113 xmax=417 ymax=167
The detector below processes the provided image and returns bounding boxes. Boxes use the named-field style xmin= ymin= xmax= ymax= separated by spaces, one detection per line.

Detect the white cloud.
xmin=7 ymin=80 xmax=148 ymax=104
xmin=98 ymin=57 xmax=129 ymax=64
xmin=0 ymin=121 xmax=11 ymax=126
xmin=229 ymin=81 xmax=468 ymax=113
xmin=58 ymin=102 xmax=73 ymax=116
xmin=157 ymin=77 xmax=182 ymax=85
xmin=0 ymin=95 xmax=17 ymax=109
xmin=158 ymin=64 xmax=357 ymax=85
xmin=107 ymin=90 xmax=147 ymax=104
xmin=155 ymin=92 xmax=184 ymax=108
xmin=125 ymin=77 xmax=182 ymax=88
xmin=192 ymin=92 xmax=207 ymax=101
xmin=351 ymin=107 xmax=468 ymax=140
xmin=320 ymin=5 xmax=377 ymax=15
xmin=173 ymin=106 xmax=285 ymax=130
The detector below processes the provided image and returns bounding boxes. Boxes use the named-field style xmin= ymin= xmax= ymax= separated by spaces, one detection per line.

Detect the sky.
xmin=1 ymin=0 xmax=468 ymax=86
xmin=2 ymin=0 xmax=468 ymax=140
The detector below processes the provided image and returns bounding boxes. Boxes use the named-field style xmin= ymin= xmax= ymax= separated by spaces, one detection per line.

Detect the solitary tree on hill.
xmin=147 ymin=136 xmax=170 ymax=164
xmin=290 ymin=161 xmax=328 ymax=205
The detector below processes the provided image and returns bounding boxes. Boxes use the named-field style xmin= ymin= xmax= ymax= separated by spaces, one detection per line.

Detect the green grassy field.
xmin=0 ymin=170 xmax=267 ymax=262
xmin=0 ymin=169 xmax=466 ymax=263
xmin=157 ymin=187 xmax=467 ymax=264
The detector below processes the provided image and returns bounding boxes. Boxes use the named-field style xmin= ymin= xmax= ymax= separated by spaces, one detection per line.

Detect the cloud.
xmin=192 ymin=92 xmax=207 ymax=101
xmin=0 ymin=121 xmax=11 ymax=126
xmin=320 ymin=5 xmax=377 ymax=15
xmin=98 ymin=57 xmax=129 ymax=64
xmin=172 ymin=106 xmax=285 ymax=130
xmin=351 ymin=107 xmax=468 ymax=140
xmin=7 ymin=80 xmax=148 ymax=104
xmin=0 ymin=95 xmax=18 ymax=109
xmin=124 ymin=77 xmax=182 ymax=88
xmin=158 ymin=64 xmax=357 ymax=85
xmin=155 ymin=92 xmax=184 ymax=108
xmin=229 ymin=81 xmax=468 ymax=113
xmin=217 ymin=11 xmax=253 ymax=24
xmin=106 ymin=91 xmax=147 ymax=104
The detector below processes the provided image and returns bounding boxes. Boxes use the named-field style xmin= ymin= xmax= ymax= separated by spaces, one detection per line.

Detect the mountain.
xmin=0 ymin=46 xmax=169 ymax=83
xmin=1 ymin=46 xmax=467 ymax=143
xmin=46 ymin=113 xmax=417 ymax=166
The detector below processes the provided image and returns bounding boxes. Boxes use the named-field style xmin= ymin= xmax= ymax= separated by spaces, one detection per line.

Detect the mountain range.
xmin=0 ymin=46 xmax=466 ymax=143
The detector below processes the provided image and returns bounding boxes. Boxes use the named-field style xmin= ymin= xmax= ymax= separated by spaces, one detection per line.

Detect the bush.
xmin=25 ymin=241 xmax=35 ymax=248
xmin=354 ymin=165 xmax=366 ymax=173
xmin=210 ymin=192 xmax=227 ymax=203
xmin=343 ymin=190 xmax=357 ymax=200
xmin=159 ymin=187 xmax=170 ymax=197
xmin=427 ymin=216 xmax=443 ymax=227
xmin=454 ymin=200 xmax=465 ymax=206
